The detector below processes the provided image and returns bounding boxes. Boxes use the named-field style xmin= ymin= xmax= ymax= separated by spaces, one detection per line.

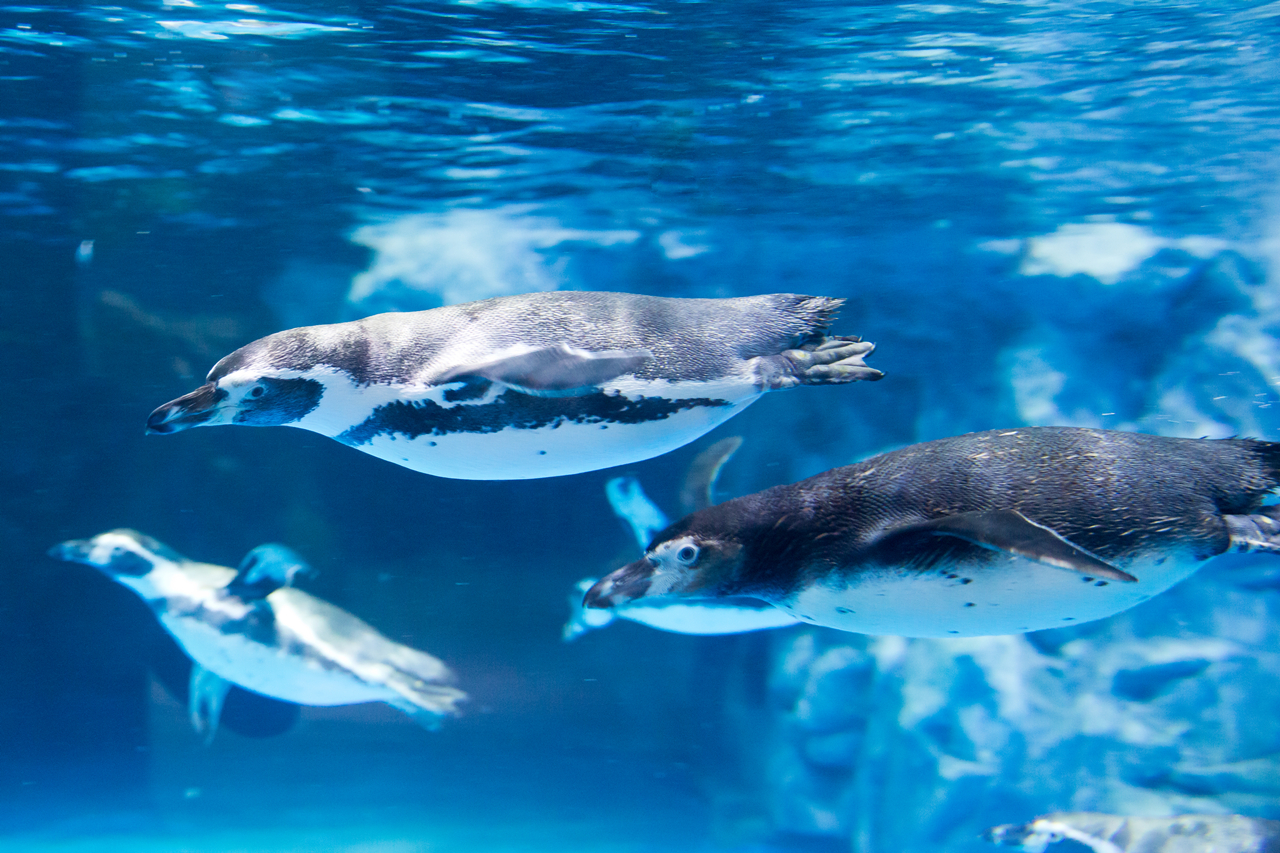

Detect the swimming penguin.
xmin=145 ymin=291 xmax=881 ymax=480
xmin=584 ymin=427 xmax=1280 ymax=637
xmin=50 ymin=530 xmax=466 ymax=739
xmin=563 ymin=437 xmax=798 ymax=639
xmin=985 ymin=812 xmax=1280 ymax=853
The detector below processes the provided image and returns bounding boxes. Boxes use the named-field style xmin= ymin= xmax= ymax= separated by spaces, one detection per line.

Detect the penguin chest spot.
xmin=785 ymin=553 xmax=1204 ymax=638
xmin=319 ymin=379 xmax=760 ymax=480
xmin=161 ymin=615 xmax=395 ymax=706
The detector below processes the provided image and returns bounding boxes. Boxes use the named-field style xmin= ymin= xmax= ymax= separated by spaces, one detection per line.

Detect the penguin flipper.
xmin=883 ymin=510 xmax=1137 ymax=582
xmin=679 ymin=435 xmax=744 ymax=513
xmin=189 ymin=664 xmax=232 ymax=745
xmin=436 ymin=345 xmax=652 ymax=397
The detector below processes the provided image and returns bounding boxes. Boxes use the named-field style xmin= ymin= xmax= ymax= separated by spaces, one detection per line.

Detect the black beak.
xmin=583 ymin=559 xmax=655 ymax=609
xmin=982 ymin=822 xmax=1032 ymax=846
xmin=48 ymin=539 xmax=90 ymax=563
xmin=146 ymin=383 xmax=226 ymax=435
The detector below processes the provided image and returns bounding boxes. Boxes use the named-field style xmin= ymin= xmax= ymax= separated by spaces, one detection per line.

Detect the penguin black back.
xmin=732 ymin=428 xmax=1280 ymax=563
xmin=590 ymin=428 xmax=1280 ymax=636
xmin=641 ymin=428 xmax=1280 ymax=604
xmin=209 ymin=291 xmax=845 ymax=386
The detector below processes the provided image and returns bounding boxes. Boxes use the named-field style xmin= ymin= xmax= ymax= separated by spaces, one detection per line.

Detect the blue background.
xmin=2 ymin=0 xmax=1279 ymax=850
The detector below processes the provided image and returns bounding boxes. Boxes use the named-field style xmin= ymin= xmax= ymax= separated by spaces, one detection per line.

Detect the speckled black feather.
xmin=209 ymin=292 xmax=844 ymax=386
xmin=338 ymin=391 xmax=731 ymax=444
xmin=659 ymin=428 xmax=1280 ymax=599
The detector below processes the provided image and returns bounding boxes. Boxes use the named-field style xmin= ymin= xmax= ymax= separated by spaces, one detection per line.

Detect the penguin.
xmin=563 ymin=436 xmax=798 ymax=640
xmin=985 ymin=812 xmax=1280 ymax=853
xmin=50 ymin=530 xmax=466 ymax=739
xmin=584 ymin=427 xmax=1280 ymax=638
xmin=145 ymin=291 xmax=881 ymax=480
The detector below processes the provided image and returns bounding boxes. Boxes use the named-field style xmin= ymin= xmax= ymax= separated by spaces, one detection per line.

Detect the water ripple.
xmin=156 ymin=19 xmax=350 ymax=41
xmin=0 ymin=0 xmax=1276 ymax=244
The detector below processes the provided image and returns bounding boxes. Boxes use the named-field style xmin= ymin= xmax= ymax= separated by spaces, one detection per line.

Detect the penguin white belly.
xmin=783 ymin=554 xmax=1205 ymax=638
xmin=161 ymin=615 xmax=395 ymax=706
xmin=620 ymin=600 xmax=800 ymax=634
xmin=354 ymin=401 xmax=755 ymax=480
xmin=297 ymin=375 xmax=762 ymax=480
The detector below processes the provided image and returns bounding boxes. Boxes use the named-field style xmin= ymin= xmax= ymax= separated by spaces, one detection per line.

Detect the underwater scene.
xmin=4 ymin=0 xmax=1280 ymax=851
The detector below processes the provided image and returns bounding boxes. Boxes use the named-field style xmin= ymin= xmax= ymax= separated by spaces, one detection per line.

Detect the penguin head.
xmin=583 ymin=529 xmax=745 ymax=609
xmin=49 ymin=528 xmax=175 ymax=579
xmin=147 ymin=336 xmax=326 ymax=434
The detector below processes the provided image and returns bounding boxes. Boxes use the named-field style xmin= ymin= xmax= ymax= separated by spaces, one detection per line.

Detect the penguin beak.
xmin=146 ymin=383 xmax=228 ymax=434
xmin=47 ymin=538 xmax=117 ymax=575
xmin=583 ymin=558 xmax=655 ymax=609
xmin=48 ymin=539 xmax=90 ymax=564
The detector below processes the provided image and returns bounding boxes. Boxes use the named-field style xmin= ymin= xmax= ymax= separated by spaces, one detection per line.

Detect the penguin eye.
xmin=247 ymin=383 xmax=267 ymax=400
xmin=675 ymin=544 xmax=699 ymax=565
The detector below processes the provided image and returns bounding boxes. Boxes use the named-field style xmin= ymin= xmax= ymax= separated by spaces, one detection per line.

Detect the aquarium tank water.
xmin=2 ymin=0 xmax=1280 ymax=851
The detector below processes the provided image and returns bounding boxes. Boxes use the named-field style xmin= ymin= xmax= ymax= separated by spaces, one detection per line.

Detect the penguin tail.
xmin=1245 ymin=438 xmax=1280 ymax=489
xmin=793 ymin=295 xmax=846 ymax=330
xmin=771 ymin=294 xmax=846 ymax=343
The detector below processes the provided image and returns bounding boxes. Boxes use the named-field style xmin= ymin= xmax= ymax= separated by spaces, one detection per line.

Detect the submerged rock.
xmin=986 ymin=811 xmax=1280 ymax=853
xmin=754 ymin=559 xmax=1280 ymax=851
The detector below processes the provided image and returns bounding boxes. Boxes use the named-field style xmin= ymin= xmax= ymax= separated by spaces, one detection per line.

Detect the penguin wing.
xmin=433 ymin=344 xmax=652 ymax=397
xmin=874 ymin=510 xmax=1137 ymax=582
xmin=679 ymin=435 xmax=744 ymax=513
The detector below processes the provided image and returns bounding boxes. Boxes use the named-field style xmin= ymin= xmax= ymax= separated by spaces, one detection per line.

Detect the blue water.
xmin=3 ymin=0 xmax=1280 ymax=851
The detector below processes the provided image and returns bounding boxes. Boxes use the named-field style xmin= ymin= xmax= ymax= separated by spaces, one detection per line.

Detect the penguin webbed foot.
xmin=386 ymin=682 xmax=468 ymax=730
xmin=605 ymin=476 xmax=670 ymax=551
xmin=762 ymin=336 xmax=883 ymax=390
xmin=189 ymin=664 xmax=231 ymax=746
xmin=1225 ymin=512 xmax=1280 ymax=555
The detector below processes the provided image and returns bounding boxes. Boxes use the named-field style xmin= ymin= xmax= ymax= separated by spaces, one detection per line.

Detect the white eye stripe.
xmin=647 ymin=538 xmax=701 ymax=567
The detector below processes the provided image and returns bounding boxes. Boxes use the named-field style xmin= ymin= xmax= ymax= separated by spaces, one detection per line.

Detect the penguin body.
xmin=585 ymin=428 xmax=1280 ymax=637
xmin=146 ymin=292 xmax=880 ymax=480
xmin=50 ymin=531 xmax=465 ymax=729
